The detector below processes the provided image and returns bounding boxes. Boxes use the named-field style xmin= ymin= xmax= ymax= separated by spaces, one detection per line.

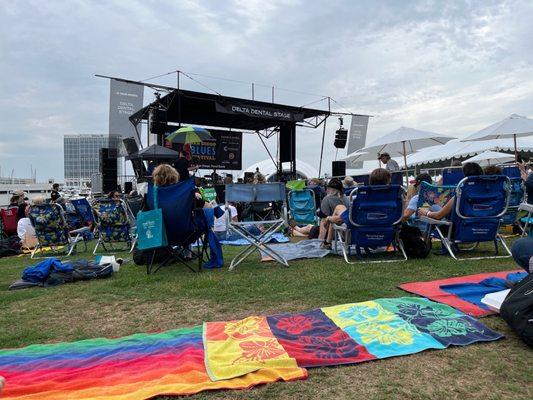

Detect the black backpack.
xmin=500 ymin=272 xmax=533 ymax=348
xmin=399 ymin=224 xmax=431 ymax=259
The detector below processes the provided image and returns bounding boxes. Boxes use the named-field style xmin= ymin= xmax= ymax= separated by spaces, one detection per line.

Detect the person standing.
xmin=378 ymin=152 xmax=400 ymax=172
xmin=50 ymin=183 xmax=61 ymax=202
xmin=173 ymin=150 xmax=197 ymax=182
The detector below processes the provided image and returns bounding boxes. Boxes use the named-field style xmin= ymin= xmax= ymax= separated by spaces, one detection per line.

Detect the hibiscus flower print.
xmin=274 ymin=315 xmax=316 ymax=336
xmin=357 ymin=322 xmax=417 ymax=345
xmin=301 ymin=334 xmax=360 ymax=359
xmin=426 ymin=319 xmax=469 ymax=337
xmin=224 ymin=316 xmax=271 ymax=340
xmin=234 ymin=339 xmax=286 ymax=363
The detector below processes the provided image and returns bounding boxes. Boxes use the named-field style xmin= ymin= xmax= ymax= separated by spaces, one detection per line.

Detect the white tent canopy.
xmin=461 ymin=150 xmax=515 ymax=166
xmin=240 ymin=159 xmax=319 ymax=180
xmin=405 ymin=137 xmax=533 ymax=167
xmin=462 ymin=114 xmax=533 ymax=141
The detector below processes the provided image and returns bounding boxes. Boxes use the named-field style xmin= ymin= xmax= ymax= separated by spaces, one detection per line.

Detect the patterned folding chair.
xmin=333 ymin=185 xmax=407 ymax=263
xmin=92 ymin=199 xmax=133 ymax=254
xmin=29 ymin=203 xmax=88 ymax=259
xmin=415 ymin=182 xmax=456 ymax=235
xmin=421 ymin=175 xmax=512 ymax=260
xmin=225 ymin=183 xmax=289 ymax=270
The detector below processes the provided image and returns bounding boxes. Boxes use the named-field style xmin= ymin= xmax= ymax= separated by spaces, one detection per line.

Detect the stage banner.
xmin=347 ymin=115 xmax=369 ymax=169
xmin=215 ymin=101 xmax=304 ymax=122
xmin=168 ymin=129 xmax=242 ymax=170
xmin=109 ymin=79 xmax=144 ymax=151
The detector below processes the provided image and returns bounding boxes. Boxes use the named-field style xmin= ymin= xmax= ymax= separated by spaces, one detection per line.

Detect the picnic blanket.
xmin=0 ymin=326 xmax=306 ymax=400
xmin=220 ymin=232 xmax=289 ymax=246
xmin=260 ymin=239 xmax=330 ymax=262
xmin=0 ymin=297 xmax=502 ymax=399
xmin=398 ymin=270 xmax=526 ymax=317
xmin=204 ymin=297 xmax=502 ymax=381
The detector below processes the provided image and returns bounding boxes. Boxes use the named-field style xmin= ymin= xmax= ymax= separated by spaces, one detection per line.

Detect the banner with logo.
xmin=347 ymin=115 xmax=370 ymax=169
xmin=167 ymin=129 xmax=242 ymax=170
xmin=109 ymin=79 xmax=144 ymax=149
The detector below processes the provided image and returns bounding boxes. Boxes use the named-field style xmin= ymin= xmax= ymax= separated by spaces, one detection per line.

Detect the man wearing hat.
xmin=8 ymin=190 xmax=28 ymax=220
xmin=318 ymin=178 xmax=349 ymax=246
xmin=378 ymin=152 xmax=400 ymax=172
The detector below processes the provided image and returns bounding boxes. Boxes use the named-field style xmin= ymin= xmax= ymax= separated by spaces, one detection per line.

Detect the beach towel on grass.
xmin=204 ymin=297 xmax=502 ymax=380
xmin=260 ymin=239 xmax=330 ymax=262
xmin=220 ymin=232 xmax=289 ymax=246
xmin=398 ymin=270 xmax=526 ymax=317
xmin=0 ymin=326 xmax=306 ymax=400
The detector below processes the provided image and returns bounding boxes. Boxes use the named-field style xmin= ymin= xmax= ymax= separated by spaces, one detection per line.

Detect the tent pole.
xmin=402 ymin=141 xmax=409 ymax=186
xmin=514 ymin=133 xmax=518 ymax=162
xmin=318 ymin=116 xmax=328 ymax=178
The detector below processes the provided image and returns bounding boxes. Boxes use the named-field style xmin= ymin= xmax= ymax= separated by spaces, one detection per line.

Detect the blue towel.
xmin=220 ymin=232 xmax=289 ymax=246
xmin=22 ymin=258 xmax=62 ymax=283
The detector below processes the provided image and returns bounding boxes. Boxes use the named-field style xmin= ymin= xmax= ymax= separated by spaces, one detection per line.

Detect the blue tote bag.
xmin=136 ymin=186 xmax=168 ymax=250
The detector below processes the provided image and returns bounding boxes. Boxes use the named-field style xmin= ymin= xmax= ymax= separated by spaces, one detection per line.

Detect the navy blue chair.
xmin=500 ymin=177 xmax=524 ymax=226
xmin=146 ymin=178 xmax=209 ymax=273
xmin=421 ymin=175 xmax=512 ymax=260
xmin=500 ymin=164 xmax=521 ymax=178
xmin=333 ymin=185 xmax=407 ymax=263
xmin=442 ymin=167 xmax=464 ymax=186
xmin=390 ymin=172 xmax=404 ymax=185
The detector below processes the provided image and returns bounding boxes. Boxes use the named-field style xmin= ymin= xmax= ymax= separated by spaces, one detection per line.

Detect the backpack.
xmin=399 ymin=224 xmax=431 ymax=259
xmin=500 ymin=272 xmax=533 ymax=348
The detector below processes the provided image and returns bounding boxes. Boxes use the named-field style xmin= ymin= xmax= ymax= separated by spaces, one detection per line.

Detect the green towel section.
xmin=286 ymin=180 xmax=306 ymax=191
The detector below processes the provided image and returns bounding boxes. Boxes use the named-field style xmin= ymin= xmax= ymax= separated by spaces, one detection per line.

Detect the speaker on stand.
xmin=99 ymin=148 xmax=118 ymax=194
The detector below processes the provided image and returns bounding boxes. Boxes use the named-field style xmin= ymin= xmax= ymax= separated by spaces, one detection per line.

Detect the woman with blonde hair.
xmin=152 ymin=164 xmax=180 ymax=186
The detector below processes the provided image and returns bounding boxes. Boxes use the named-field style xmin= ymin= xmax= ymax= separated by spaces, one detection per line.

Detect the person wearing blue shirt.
xmin=402 ymin=173 xmax=440 ymax=231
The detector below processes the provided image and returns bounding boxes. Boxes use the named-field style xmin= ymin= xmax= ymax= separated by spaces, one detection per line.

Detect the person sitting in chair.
xmin=401 ymin=173 xmax=436 ymax=224
xmin=17 ymin=197 xmax=43 ymax=249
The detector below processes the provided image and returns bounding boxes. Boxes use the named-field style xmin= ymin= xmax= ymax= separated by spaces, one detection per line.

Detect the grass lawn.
xmin=1 ymin=240 xmax=532 ymax=400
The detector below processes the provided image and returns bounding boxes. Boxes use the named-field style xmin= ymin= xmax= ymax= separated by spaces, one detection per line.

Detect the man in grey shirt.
xmin=318 ymin=178 xmax=349 ymax=241
xmin=378 ymin=152 xmax=400 ymax=172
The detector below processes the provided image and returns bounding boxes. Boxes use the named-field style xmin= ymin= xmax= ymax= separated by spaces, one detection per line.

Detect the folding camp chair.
xmin=288 ymin=189 xmax=317 ymax=225
xmin=414 ymin=182 xmax=456 ymax=234
xmin=145 ymin=178 xmax=209 ymax=274
xmin=29 ymin=203 xmax=88 ymax=259
xmin=225 ymin=183 xmax=289 ymax=270
xmin=70 ymin=198 xmax=95 ymax=228
xmin=442 ymin=167 xmax=464 ymax=186
xmin=0 ymin=206 xmax=19 ymax=238
xmin=518 ymin=202 xmax=533 ymax=237
xmin=500 ymin=177 xmax=524 ymax=226
xmin=333 ymin=185 xmax=407 ymax=263
xmin=92 ymin=199 xmax=134 ymax=254
xmin=421 ymin=175 xmax=512 ymax=260
xmin=500 ymin=164 xmax=521 ymax=178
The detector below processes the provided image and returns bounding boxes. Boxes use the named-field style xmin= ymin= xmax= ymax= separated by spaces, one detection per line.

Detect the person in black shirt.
xmin=173 ymin=150 xmax=198 ymax=182
xmin=50 ymin=183 xmax=61 ymax=202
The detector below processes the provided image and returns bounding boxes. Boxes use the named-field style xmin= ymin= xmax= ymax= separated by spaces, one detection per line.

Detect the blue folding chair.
xmin=500 ymin=164 xmax=521 ymax=178
xmin=29 ymin=204 xmax=89 ymax=259
xmin=333 ymin=185 xmax=407 ymax=263
xmin=288 ymin=189 xmax=317 ymax=225
xmin=225 ymin=183 xmax=289 ymax=270
xmin=421 ymin=175 xmax=512 ymax=260
xmin=442 ymin=167 xmax=464 ymax=186
xmin=92 ymin=199 xmax=134 ymax=254
xmin=70 ymin=198 xmax=95 ymax=228
xmin=146 ymin=178 xmax=209 ymax=274
xmin=391 ymin=172 xmax=404 ymax=185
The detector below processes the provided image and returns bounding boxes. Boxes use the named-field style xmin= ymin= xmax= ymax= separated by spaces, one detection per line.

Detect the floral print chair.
xmin=92 ymin=199 xmax=134 ymax=254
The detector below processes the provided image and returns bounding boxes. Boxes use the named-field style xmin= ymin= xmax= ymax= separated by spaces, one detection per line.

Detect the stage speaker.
xmin=279 ymin=123 xmax=296 ymax=163
xmin=332 ymin=161 xmax=346 ymax=177
xmin=122 ymin=138 xmax=148 ymax=181
xmin=334 ymin=128 xmax=348 ymax=149
xmin=149 ymin=107 xmax=168 ymax=135
xmin=99 ymin=148 xmax=118 ymax=193
xmin=124 ymin=181 xmax=133 ymax=194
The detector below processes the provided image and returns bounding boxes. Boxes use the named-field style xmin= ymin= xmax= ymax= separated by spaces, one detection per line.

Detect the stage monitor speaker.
xmin=279 ymin=123 xmax=296 ymax=163
xmin=99 ymin=148 xmax=118 ymax=193
xmin=334 ymin=128 xmax=348 ymax=149
xmin=122 ymin=138 xmax=148 ymax=180
xmin=332 ymin=161 xmax=346 ymax=177
xmin=149 ymin=107 xmax=168 ymax=135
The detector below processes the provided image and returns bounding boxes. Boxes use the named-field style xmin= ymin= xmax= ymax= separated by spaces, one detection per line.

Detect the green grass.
xmin=0 ymin=240 xmax=532 ymax=399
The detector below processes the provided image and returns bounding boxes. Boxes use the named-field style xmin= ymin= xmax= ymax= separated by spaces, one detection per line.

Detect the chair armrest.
xmin=69 ymin=226 xmax=90 ymax=234
xmin=332 ymin=223 xmax=347 ymax=231
xmin=519 ymin=203 xmax=533 ymax=213
xmin=419 ymin=216 xmax=452 ymax=226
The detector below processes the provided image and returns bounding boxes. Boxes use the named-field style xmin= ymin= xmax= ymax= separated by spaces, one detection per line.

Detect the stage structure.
xmin=97 ymin=73 xmax=365 ymax=179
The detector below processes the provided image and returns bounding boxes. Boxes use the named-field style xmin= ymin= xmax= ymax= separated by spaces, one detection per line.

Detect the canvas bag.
xmin=136 ymin=186 xmax=167 ymax=250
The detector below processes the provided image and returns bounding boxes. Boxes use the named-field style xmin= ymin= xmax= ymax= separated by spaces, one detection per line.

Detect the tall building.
xmin=63 ymin=134 xmax=122 ymax=187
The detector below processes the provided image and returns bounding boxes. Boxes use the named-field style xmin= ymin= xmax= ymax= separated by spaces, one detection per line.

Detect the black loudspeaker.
xmin=332 ymin=161 xmax=346 ymax=177
xmin=334 ymin=128 xmax=348 ymax=149
xmin=124 ymin=181 xmax=133 ymax=194
xmin=99 ymin=148 xmax=118 ymax=193
xmin=279 ymin=123 xmax=296 ymax=163
xmin=122 ymin=138 xmax=148 ymax=180
xmin=149 ymin=107 xmax=168 ymax=135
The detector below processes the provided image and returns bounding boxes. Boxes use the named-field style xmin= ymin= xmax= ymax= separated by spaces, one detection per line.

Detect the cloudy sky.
xmin=1 ymin=0 xmax=533 ymax=180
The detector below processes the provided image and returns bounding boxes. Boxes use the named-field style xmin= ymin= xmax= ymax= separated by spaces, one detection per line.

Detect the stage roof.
xmin=130 ymin=88 xmax=330 ymax=131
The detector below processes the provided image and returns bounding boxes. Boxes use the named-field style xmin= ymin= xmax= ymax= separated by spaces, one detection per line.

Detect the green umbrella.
xmin=166 ymin=126 xmax=214 ymax=144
